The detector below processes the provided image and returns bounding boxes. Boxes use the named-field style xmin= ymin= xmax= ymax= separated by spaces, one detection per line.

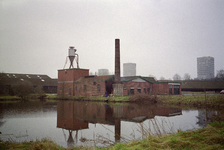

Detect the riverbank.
xmin=1 ymin=93 xmax=224 ymax=149
xmin=1 ymin=93 xmax=224 ymax=109
xmin=1 ymin=121 xmax=224 ymax=150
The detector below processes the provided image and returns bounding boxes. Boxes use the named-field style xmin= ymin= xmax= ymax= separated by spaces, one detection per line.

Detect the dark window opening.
xmin=97 ymin=84 xmax=101 ymax=93
xmin=137 ymin=89 xmax=141 ymax=93
xmin=69 ymin=88 xmax=71 ymax=95
xmin=174 ymin=85 xmax=180 ymax=95
xmin=169 ymin=85 xmax=172 ymax=94
xmin=147 ymin=88 xmax=150 ymax=94
xmin=130 ymin=89 xmax=134 ymax=95
xmin=84 ymin=85 xmax=87 ymax=93
xmin=144 ymin=88 xmax=146 ymax=93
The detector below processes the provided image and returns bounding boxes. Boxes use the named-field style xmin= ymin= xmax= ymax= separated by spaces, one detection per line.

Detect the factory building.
xmin=0 ymin=73 xmax=57 ymax=95
xmin=197 ymin=56 xmax=214 ymax=79
xmin=57 ymin=39 xmax=181 ymax=96
xmin=123 ymin=63 xmax=136 ymax=77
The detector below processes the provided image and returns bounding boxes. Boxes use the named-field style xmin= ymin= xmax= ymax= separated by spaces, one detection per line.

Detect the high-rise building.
xmin=197 ymin=56 xmax=214 ymax=79
xmin=123 ymin=63 xmax=136 ymax=77
xmin=98 ymin=69 xmax=109 ymax=76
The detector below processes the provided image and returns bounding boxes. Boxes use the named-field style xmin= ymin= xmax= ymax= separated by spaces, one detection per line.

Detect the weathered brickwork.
xmin=58 ymin=68 xmax=89 ymax=96
xmin=152 ymin=82 xmax=169 ymax=94
xmin=123 ymin=80 xmax=152 ymax=96
xmin=75 ymin=81 xmax=107 ymax=96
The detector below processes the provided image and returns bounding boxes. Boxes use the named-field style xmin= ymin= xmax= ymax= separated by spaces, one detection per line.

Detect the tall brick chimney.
xmin=115 ymin=39 xmax=120 ymax=83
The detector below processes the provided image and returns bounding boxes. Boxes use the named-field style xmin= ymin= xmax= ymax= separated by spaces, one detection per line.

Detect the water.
xmin=0 ymin=101 xmax=217 ymax=148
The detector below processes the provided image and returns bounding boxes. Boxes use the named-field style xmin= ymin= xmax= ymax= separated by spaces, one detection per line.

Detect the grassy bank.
xmin=160 ymin=94 xmax=224 ymax=109
xmin=1 ymin=93 xmax=224 ymax=109
xmin=1 ymin=121 xmax=224 ymax=150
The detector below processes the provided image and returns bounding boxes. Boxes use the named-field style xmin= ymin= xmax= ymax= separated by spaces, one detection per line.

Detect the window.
xmin=84 ymin=85 xmax=87 ymax=93
xmin=144 ymin=88 xmax=146 ymax=93
xmin=69 ymin=88 xmax=71 ymax=95
xmin=169 ymin=85 xmax=172 ymax=94
xmin=137 ymin=88 xmax=141 ymax=93
xmin=147 ymin=88 xmax=150 ymax=94
xmin=123 ymin=85 xmax=127 ymax=89
xmin=130 ymin=89 xmax=134 ymax=95
xmin=174 ymin=85 xmax=180 ymax=95
xmin=97 ymin=84 xmax=101 ymax=93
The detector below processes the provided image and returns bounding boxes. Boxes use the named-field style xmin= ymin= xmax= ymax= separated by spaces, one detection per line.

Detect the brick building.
xmin=74 ymin=75 xmax=114 ymax=96
xmin=58 ymin=68 xmax=89 ymax=96
xmin=121 ymin=76 xmax=181 ymax=95
xmin=58 ymin=69 xmax=181 ymax=96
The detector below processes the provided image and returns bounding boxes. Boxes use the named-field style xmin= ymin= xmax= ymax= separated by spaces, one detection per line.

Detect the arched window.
xmin=97 ymin=84 xmax=101 ymax=93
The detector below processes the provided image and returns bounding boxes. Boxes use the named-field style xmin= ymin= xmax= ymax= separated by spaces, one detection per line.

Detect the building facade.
xmin=123 ymin=63 xmax=136 ymax=77
xmin=58 ymin=68 xmax=89 ymax=96
xmin=197 ymin=56 xmax=214 ymax=79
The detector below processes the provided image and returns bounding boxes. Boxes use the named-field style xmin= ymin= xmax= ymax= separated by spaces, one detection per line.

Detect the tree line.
xmin=158 ymin=69 xmax=224 ymax=81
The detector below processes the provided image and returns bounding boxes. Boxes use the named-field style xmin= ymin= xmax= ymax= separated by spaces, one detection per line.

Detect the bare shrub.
xmin=128 ymin=94 xmax=158 ymax=103
xmin=12 ymin=80 xmax=33 ymax=100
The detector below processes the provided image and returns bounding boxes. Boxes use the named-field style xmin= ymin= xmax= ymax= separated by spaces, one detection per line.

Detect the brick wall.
xmin=123 ymin=80 xmax=152 ymax=96
xmin=152 ymin=83 xmax=169 ymax=94
xmin=75 ymin=81 xmax=107 ymax=96
xmin=58 ymin=68 xmax=89 ymax=95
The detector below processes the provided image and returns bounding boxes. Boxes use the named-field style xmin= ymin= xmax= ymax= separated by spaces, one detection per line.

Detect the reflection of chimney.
xmin=115 ymin=39 xmax=120 ymax=83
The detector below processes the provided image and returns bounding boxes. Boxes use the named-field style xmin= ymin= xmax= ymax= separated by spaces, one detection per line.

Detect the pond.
xmin=0 ymin=101 xmax=217 ymax=148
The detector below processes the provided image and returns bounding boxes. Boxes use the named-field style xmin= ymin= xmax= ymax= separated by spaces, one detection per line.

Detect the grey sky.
xmin=0 ymin=0 xmax=223 ymax=79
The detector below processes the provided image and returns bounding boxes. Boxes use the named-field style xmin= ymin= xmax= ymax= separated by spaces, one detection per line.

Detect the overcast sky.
xmin=0 ymin=0 xmax=223 ymax=79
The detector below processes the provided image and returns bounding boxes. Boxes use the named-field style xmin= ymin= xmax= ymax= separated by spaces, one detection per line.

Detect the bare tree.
xmin=183 ymin=73 xmax=191 ymax=80
xmin=216 ymin=69 xmax=224 ymax=80
xmin=149 ymin=74 xmax=157 ymax=80
xmin=160 ymin=76 xmax=166 ymax=80
xmin=173 ymin=73 xmax=181 ymax=80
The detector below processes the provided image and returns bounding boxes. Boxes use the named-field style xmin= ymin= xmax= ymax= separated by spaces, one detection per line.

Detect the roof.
xmin=181 ymin=80 xmax=224 ymax=89
xmin=75 ymin=75 xmax=114 ymax=83
xmin=0 ymin=73 xmax=57 ymax=86
xmin=121 ymin=76 xmax=156 ymax=83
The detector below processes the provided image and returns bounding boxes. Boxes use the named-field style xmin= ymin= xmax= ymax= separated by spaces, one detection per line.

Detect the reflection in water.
xmin=1 ymin=101 xmax=221 ymax=148
xmin=57 ymin=101 xmax=182 ymax=147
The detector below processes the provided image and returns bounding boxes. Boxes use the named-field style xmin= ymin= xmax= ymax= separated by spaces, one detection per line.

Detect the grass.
xmin=1 ymin=120 xmax=224 ymax=150
xmin=98 ymin=121 xmax=224 ymax=150
xmin=160 ymin=93 xmax=224 ymax=109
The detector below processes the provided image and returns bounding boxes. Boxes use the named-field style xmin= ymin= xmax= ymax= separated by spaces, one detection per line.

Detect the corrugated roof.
xmin=0 ymin=73 xmax=57 ymax=86
xmin=75 ymin=75 xmax=114 ymax=83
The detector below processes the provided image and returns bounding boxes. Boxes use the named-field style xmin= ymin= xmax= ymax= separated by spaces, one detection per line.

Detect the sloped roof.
xmin=75 ymin=75 xmax=114 ymax=83
xmin=121 ymin=76 xmax=156 ymax=83
xmin=0 ymin=73 xmax=57 ymax=86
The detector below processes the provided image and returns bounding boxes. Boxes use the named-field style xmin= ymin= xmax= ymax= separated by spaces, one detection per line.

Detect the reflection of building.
xmin=197 ymin=56 xmax=214 ymax=79
xmin=123 ymin=63 xmax=136 ymax=77
xmin=57 ymin=101 xmax=182 ymax=143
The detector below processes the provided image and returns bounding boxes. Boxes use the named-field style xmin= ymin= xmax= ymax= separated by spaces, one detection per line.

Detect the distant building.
xmin=123 ymin=63 xmax=136 ymax=77
xmin=0 ymin=73 xmax=58 ymax=94
xmin=98 ymin=69 xmax=109 ymax=76
xmin=197 ymin=56 xmax=214 ymax=79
